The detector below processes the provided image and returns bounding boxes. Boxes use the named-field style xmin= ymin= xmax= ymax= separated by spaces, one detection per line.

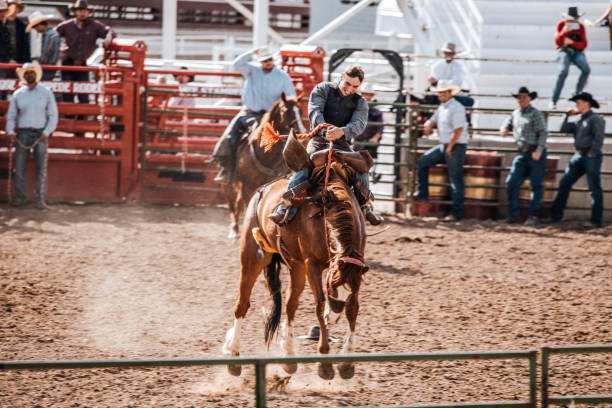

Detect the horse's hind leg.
xmin=280 ymin=264 xmax=306 ymax=374
xmin=223 ymin=237 xmax=271 ymax=375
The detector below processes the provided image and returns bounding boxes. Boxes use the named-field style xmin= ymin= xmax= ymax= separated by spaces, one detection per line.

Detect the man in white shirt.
xmin=429 ymin=42 xmax=463 ymax=87
xmin=414 ymin=80 xmax=468 ymax=222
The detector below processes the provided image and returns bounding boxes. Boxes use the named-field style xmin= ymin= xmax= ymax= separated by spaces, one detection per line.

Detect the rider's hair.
xmin=344 ymin=65 xmax=364 ymax=83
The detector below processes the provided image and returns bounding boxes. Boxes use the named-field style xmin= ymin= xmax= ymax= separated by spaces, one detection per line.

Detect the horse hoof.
xmin=338 ymin=362 xmax=355 ymax=379
xmin=282 ymin=363 xmax=298 ymax=374
xmin=317 ymin=362 xmax=335 ymax=380
xmin=227 ymin=364 xmax=242 ymax=376
xmin=228 ymin=230 xmax=239 ymax=242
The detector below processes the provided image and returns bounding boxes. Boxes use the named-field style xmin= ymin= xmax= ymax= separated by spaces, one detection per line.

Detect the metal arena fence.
xmin=1 ymin=344 xmax=611 ymax=408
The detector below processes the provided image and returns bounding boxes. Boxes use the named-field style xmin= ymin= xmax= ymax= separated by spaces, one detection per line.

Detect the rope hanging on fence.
xmin=181 ymin=105 xmax=188 ymax=173
xmin=259 ymin=123 xmax=333 ymax=152
xmin=98 ymin=65 xmax=107 ymax=150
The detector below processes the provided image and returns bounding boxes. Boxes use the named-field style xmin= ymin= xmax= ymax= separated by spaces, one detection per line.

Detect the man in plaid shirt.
xmin=500 ymin=87 xmax=548 ymax=225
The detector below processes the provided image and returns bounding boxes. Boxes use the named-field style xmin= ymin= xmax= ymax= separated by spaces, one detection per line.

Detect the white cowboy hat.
xmin=430 ymin=79 xmax=460 ymax=96
xmin=256 ymin=47 xmax=275 ymax=62
xmin=360 ymin=82 xmax=376 ymax=95
xmin=25 ymin=10 xmax=53 ymax=32
xmin=438 ymin=42 xmax=459 ymax=54
xmin=16 ymin=62 xmax=43 ymax=83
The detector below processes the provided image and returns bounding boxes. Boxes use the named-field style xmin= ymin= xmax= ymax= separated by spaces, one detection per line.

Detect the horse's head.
xmin=273 ymin=92 xmax=307 ymax=135
xmin=326 ymin=254 xmax=369 ymax=314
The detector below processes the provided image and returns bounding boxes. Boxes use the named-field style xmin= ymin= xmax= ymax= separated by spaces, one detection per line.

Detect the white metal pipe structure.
xmin=253 ymin=0 xmax=269 ymax=47
xmin=162 ymin=0 xmax=177 ymax=60
xmin=225 ymin=0 xmax=285 ymax=44
xmin=301 ymin=0 xmax=378 ymax=45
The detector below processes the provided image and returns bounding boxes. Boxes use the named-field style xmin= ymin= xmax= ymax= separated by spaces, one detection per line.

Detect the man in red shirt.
xmin=550 ymin=6 xmax=590 ymax=109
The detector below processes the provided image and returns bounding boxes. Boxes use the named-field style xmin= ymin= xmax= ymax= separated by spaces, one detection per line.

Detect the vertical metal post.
xmin=140 ymin=86 xmax=149 ymax=200
xmin=407 ymin=105 xmax=419 ymax=209
xmin=161 ymin=0 xmax=177 ymax=60
xmin=253 ymin=0 xmax=269 ymax=48
xmin=255 ymin=360 xmax=266 ymax=408
xmin=528 ymin=350 xmax=537 ymax=408
xmin=541 ymin=345 xmax=550 ymax=408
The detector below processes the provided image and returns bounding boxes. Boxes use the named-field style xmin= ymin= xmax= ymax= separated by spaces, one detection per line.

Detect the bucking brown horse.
xmin=223 ymin=131 xmax=369 ymax=380
xmin=222 ymin=93 xmax=306 ymax=240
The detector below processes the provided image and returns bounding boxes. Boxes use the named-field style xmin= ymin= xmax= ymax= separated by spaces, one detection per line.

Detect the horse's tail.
xmin=264 ymin=253 xmax=282 ymax=347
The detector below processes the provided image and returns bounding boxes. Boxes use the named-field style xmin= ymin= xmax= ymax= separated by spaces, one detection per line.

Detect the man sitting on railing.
xmin=500 ymin=87 xmax=548 ymax=226
xmin=414 ymin=80 xmax=467 ymax=222
xmin=550 ymin=92 xmax=605 ymax=228
xmin=211 ymin=47 xmax=296 ymax=184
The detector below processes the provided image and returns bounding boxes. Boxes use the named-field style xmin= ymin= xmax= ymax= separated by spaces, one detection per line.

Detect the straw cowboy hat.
xmin=569 ymin=92 xmax=599 ymax=109
xmin=69 ymin=0 xmax=94 ymax=12
xmin=438 ymin=42 xmax=459 ymax=54
xmin=16 ymin=62 xmax=43 ymax=83
xmin=430 ymin=79 xmax=461 ymax=96
xmin=25 ymin=10 xmax=53 ymax=32
xmin=256 ymin=47 xmax=274 ymax=62
xmin=8 ymin=0 xmax=24 ymax=13
xmin=562 ymin=6 xmax=584 ymax=20
xmin=511 ymin=86 xmax=538 ymax=100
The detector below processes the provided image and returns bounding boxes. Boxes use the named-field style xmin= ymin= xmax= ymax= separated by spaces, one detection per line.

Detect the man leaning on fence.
xmin=500 ymin=87 xmax=548 ymax=226
xmin=550 ymin=92 xmax=605 ymax=228
xmin=5 ymin=62 xmax=58 ymax=209
xmin=414 ymin=80 xmax=467 ymax=222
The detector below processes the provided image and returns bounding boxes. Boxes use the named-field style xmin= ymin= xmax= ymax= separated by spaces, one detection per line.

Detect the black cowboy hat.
xmin=69 ymin=0 xmax=93 ymax=11
xmin=511 ymin=86 xmax=538 ymax=100
xmin=297 ymin=325 xmax=339 ymax=342
xmin=569 ymin=92 xmax=599 ymax=109
xmin=562 ymin=6 xmax=584 ymax=20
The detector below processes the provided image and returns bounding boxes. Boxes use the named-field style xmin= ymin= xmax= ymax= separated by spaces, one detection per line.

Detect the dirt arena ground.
xmin=1 ymin=203 xmax=610 ymax=407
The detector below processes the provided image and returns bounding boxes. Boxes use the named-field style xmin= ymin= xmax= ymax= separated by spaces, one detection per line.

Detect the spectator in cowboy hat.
xmin=56 ymin=0 xmax=116 ymax=104
xmin=168 ymin=66 xmax=196 ymax=107
xmin=211 ymin=45 xmax=296 ymax=184
xmin=26 ymin=11 xmax=60 ymax=80
xmin=500 ymin=87 xmax=548 ymax=225
xmin=551 ymin=92 xmax=605 ymax=228
xmin=4 ymin=0 xmax=30 ymax=64
xmin=550 ymin=6 xmax=590 ymax=110
xmin=5 ymin=62 xmax=58 ymax=208
xmin=415 ymin=79 xmax=467 ymax=222
xmin=354 ymin=82 xmax=384 ymax=183
xmin=429 ymin=42 xmax=463 ymax=88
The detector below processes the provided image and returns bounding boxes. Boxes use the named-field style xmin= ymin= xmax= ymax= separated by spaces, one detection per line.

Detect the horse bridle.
xmin=325 ymin=256 xmax=366 ymax=295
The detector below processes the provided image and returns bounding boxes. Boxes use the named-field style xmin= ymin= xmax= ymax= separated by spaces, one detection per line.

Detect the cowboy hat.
xmin=360 ymin=82 xmax=376 ymax=95
xmin=438 ymin=42 xmax=459 ymax=54
xmin=69 ymin=0 xmax=93 ymax=12
xmin=0 ymin=0 xmax=9 ymax=11
xmin=430 ymin=79 xmax=461 ymax=96
xmin=511 ymin=86 xmax=538 ymax=100
xmin=25 ymin=10 xmax=53 ymax=32
xmin=297 ymin=325 xmax=340 ymax=342
xmin=562 ymin=6 xmax=584 ymax=20
xmin=569 ymin=92 xmax=599 ymax=109
xmin=173 ymin=66 xmax=194 ymax=83
xmin=8 ymin=0 xmax=24 ymax=13
xmin=16 ymin=62 xmax=43 ymax=84
xmin=256 ymin=47 xmax=274 ymax=62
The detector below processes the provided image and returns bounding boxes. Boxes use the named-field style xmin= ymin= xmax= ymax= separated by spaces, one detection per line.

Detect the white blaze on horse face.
xmin=222 ymin=318 xmax=243 ymax=356
xmin=279 ymin=319 xmax=295 ymax=355
xmin=341 ymin=324 xmax=357 ymax=354
xmin=293 ymin=105 xmax=307 ymax=134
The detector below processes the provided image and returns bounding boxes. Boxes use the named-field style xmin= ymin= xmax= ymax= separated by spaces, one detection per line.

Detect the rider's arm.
xmin=233 ymin=49 xmax=256 ymax=77
xmin=308 ymin=82 xmax=330 ymax=129
xmin=342 ymin=97 xmax=368 ymax=143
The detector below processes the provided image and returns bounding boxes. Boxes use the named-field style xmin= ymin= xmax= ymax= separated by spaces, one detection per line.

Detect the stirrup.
xmin=269 ymin=204 xmax=291 ymax=226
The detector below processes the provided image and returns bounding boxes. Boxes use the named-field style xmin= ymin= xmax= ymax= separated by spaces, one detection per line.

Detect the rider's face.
xmin=261 ymin=58 xmax=274 ymax=73
xmin=339 ymin=74 xmax=361 ymax=96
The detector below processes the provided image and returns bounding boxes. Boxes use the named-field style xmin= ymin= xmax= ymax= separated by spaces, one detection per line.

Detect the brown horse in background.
xmin=223 ymin=144 xmax=369 ymax=380
xmin=222 ymin=93 xmax=306 ymax=240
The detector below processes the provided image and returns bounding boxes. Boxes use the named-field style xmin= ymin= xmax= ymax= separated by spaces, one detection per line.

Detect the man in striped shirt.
xmin=500 ymin=87 xmax=548 ymax=225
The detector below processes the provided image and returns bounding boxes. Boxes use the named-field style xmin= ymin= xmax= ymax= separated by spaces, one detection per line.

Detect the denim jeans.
xmin=551 ymin=152 xmax=603 ymax=226
xmin=506 ymin=149 xmax=547 ymax=219
xmin=14 ymin=128 xmax=48 ymax=204
xmin=416 ymin=143 xmax=466 ymax=219
xmin=551 ymin=48 xmax=590 ymax=104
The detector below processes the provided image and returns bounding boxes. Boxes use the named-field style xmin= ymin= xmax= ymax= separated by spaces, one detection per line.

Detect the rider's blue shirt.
xmin=233 ymin=50 xmax=296 ymax=112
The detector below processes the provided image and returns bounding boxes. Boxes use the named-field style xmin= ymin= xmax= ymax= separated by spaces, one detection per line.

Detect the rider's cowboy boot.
xmin=269 ymin=200 xmax=292 ymax=226
xmin=214 ymin=166 xmax=230 ymax=184
xmin=363 ymin=205 xmax=384 ymax=226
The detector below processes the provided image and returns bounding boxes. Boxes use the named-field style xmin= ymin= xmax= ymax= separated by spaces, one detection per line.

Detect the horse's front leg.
xmin=306 ymin=264 xmax=334 ymax=380
xmin=279 ymin=264 xmax=305 ymax=374
xmin=338 ymin=292 xmax=359 ymax=379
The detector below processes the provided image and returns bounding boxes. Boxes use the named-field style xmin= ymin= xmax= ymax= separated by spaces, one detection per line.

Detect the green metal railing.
xmin=1 ymin=349 xmax=537 ymax=408
xmin=541 ymin=344 xmax=612 ymax=408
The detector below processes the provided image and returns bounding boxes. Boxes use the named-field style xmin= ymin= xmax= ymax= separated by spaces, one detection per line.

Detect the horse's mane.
xmin=250 ymin=96 xmax=300 ymax=142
